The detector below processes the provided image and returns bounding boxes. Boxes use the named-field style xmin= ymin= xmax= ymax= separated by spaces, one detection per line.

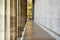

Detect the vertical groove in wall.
xmin=10 ymin=0 xmax=13 ymax=40
xmin=5 ymin=0 xmax=6 ymax=40
xmin=17 ymin=0 xmax=18 ymax=39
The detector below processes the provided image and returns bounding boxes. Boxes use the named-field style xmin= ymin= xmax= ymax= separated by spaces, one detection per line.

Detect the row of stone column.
xmin=5 ymin=0 xmax=27 ymax=40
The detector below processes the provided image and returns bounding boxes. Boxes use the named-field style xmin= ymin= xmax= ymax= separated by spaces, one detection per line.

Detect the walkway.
xmin=23 ymin=20 xmax=56 ymax=40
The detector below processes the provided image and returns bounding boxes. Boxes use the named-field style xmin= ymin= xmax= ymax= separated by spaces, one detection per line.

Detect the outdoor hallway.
xmin=0 ymin=0 xmax=60 ymax=40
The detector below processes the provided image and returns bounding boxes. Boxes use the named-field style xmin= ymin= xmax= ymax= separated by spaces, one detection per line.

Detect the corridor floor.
xmin=23 ymin=20 xmax=56 ymax=40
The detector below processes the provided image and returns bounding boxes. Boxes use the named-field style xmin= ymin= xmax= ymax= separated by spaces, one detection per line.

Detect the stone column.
xmin=18 ymin=0 xmax=27 ymax=37
xmin=24 ymin=0 xmax=27 ymax=24
xmin=10 ymin=0 xmax=17 ymax=40
xmin=18 ymin=0 xmax=22 ymax=37
xmin=5 ymin=0 xmax=10 ymax=40
xmin=21 ymin=0 xmax=27 ymax=31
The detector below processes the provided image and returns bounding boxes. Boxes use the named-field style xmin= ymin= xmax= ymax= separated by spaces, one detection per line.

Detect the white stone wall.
xmin=34 ymin=0 xmax=60 ymax=40
xmin=0 ymin=0 xmax=5 ymax=40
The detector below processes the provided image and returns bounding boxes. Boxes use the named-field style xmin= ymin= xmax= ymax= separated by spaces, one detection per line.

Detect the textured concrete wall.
xmin=0 ymin=0 xmax=5 ymax=40
xmin=34 ymin=0 xmax=60 ymax=40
